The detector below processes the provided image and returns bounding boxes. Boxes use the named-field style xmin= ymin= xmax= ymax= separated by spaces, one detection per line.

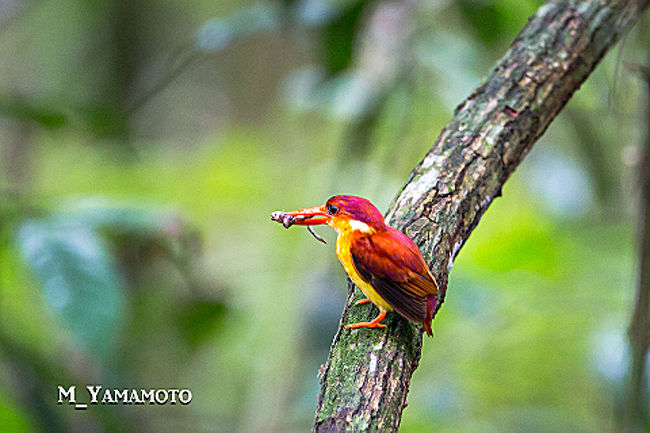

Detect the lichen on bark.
xmin=314 ymin=1 xmax=650 ymax=432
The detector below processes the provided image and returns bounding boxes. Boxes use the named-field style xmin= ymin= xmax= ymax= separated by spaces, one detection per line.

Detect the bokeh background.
xmin=0 ymin=0 xmax=649 ymax=432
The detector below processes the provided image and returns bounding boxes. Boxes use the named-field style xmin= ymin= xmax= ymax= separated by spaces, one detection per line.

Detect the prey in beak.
xmin=270 ymin=205 xmax=329 ymax=244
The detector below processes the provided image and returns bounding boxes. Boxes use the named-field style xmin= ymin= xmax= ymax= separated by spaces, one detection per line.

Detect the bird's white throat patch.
xmin=348 ymin=219 xmax=373 ymax=233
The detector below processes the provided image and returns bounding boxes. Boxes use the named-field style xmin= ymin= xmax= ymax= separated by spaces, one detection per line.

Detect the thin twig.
xmin=126 ymin=44 xmax=201 ymax=114
xmin=622 ymin=62 xmax=650 ymax=433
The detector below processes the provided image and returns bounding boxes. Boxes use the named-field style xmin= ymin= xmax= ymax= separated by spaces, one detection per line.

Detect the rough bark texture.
xmin=314 ymin=1 xmax=650 ymax=432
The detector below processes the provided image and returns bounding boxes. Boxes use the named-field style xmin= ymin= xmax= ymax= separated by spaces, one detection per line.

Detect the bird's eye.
xmin=326 ymin=204 xmax=338 ymax=215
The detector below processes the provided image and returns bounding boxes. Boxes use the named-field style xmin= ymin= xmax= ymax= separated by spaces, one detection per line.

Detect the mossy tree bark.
xmin=314 ymin=1 xmax=650 ymax=432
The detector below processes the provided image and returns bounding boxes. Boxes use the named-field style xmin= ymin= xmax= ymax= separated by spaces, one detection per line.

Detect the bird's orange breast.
xmin=335 ymin=230 xmax=394 ymax=312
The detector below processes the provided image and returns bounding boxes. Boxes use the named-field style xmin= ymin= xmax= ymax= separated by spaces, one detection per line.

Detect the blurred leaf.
xmin=61 ymin=199 xmax=201 ymax=282
xmin=462 ymin=199 xmax=559 ymax=277
xmin=291 ymin=0 xmax=342 ymax=27
xmin=63 ymin=198 xmax=170 ymax=236
xmin=457 ymin=0 xmax=542 ymax=48
xmin=0 ymin=393 xmax=35 ymax=433
xmin=338 ymin=82 xmax=388 ymax=159
xmin=197 ymin=4 xmax=281 ymax=53
xmin=322 ymin=1 xmax=368 ymax=75
xmin=0 ymin=95 xmax=66 ymax=129
xmin=16 ymin=219 xmax=124 ymax=359
xmin=456 ymin=0 xmax=504 ymax=46
xmin=175 ymin=299 xmax=227 ymax=350
xmin=76 ymin=104 xmax=129 ymax=140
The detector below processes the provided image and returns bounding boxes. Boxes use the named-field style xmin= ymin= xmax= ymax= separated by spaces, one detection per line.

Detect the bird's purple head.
xmin=324 ymin=195 xmax=386 ymax=229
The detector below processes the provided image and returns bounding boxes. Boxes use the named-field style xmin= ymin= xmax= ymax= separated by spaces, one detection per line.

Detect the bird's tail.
xmin=423 ymin=295 xmax=436 ymax=337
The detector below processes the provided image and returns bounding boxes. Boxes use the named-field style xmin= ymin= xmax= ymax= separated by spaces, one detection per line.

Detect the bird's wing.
xmin=350 ymin=228 xmax=438 ymax=322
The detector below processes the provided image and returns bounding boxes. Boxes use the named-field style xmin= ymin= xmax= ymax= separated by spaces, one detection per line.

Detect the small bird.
xmin=272 ymin=195 xmax=438 ymax=336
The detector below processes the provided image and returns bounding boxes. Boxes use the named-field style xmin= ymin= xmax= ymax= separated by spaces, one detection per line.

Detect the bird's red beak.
xmin=284 ymin=205 xmax=329 ymax=226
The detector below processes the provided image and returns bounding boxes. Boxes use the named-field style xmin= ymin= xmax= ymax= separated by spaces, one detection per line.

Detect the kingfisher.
xmin=271 ymin=195 xmax=438 ymax=336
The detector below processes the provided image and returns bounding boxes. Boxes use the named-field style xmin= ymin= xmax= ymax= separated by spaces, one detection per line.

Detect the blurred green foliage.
xmin=0 ymin=0 xmax=648 ymax=432
xmin=17 ymin=216 xmax=125 ymax=359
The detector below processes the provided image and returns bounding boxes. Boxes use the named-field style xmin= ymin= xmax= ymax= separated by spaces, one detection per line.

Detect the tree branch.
xmin=314 ymin=1 xmax=650 ymax=431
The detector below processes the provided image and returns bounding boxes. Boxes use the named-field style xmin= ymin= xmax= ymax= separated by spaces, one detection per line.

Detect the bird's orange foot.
xmin=345 ymin=321 xmax=387 ymax=329
xmin=345 ymin=311 xmax=387 ymax=329
xmin=354 ymin=298 xmax=371 ymax=306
